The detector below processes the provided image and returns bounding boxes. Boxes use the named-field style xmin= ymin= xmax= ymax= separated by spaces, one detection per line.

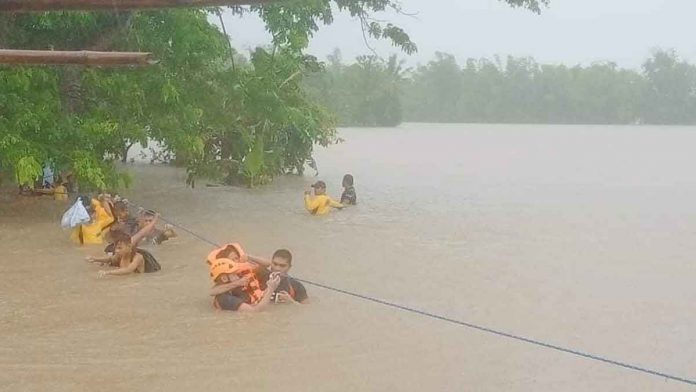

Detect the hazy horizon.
xmin=216 ymin=0 xmax=696 ymax=69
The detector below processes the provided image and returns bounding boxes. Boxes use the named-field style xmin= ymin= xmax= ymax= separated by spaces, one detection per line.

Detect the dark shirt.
xmin=257 ymin=268 xmax=309 ymax=303
xmin=276 ymin=277 xmax=308 ymax=303
xmin=341 ymin=186 xmax=357 ymax=205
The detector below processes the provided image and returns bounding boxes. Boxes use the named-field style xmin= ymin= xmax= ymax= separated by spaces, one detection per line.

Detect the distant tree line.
xmin=304 ymin=49 xmax=696 ymax=126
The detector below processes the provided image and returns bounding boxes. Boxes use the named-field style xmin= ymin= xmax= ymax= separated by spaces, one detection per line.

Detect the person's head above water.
xmin=217 ymin=245 xmax=240 ymax=262
xmin=110 ymin=230 xmax=134 ymax=257
xmin=210 ymin=261 xmax=239 ymax=284
xmin=138 ymin=209 xmax=157 ymax=226
xmin=207 ymin=243 xmax=247 ymax=267
xmin=342 ymin=174 xmax=354 ymax=188
xmin=271 ymin=249 xmax=292 ymax=275
xmin=113 ymin=201 xmax=129 ymax=221
xmin=311 ymin=180 xmax=326 ymax=196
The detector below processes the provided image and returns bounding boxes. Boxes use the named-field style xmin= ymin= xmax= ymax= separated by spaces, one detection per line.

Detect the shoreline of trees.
xmin=306 ymin=49 xmax=696 ymax=127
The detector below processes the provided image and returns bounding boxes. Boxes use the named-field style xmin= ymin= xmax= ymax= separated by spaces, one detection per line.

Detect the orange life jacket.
xmin=207 ymin=243 xmax=264 ymax=307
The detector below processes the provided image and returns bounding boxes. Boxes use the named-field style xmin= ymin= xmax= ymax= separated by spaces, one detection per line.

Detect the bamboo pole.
xmin=0 ymin=0 xmax=274 ymax=12
xmin=0 ymin=49 xmax=155 ymax=66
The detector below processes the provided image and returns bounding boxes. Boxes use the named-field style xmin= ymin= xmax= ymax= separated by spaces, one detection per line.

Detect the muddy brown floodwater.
xmin=2 ymin=124 xmax=696 ymax=391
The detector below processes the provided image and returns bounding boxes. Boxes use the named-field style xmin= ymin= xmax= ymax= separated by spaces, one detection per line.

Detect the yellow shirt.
xmin=93 ymin=202 xmax=112 ymax=223
xmin=70 ymin=200 xmax=114 ymax=244
xmin=54 ymin=185 xmax=68 ymax=201
xmin=304 ymin=194 xmax=343 ymax=216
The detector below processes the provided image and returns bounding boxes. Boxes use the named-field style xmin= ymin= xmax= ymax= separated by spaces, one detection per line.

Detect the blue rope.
xmin=296 ymin=278 xmax=695 ymax=386
xmin=126 ymin=199 xmax=696 ymax=387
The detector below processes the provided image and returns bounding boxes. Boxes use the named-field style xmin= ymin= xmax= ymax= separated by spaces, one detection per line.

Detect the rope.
xmin=122 ymin=200 xmax=218 ymax=247
xmin=296 ymin=278 xmax=696 ymax=386
xmin=117 ymin=198 xmax=695 ymax=387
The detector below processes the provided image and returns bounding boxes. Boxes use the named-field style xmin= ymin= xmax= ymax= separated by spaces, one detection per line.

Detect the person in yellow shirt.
xmin=304 ymin=181 xmax=344 ymax=216
xmin=33 ymin=175 xmax=68 ymax=201
xmin=53 ymin=182 xmax=68 ymax=201
xmin=70 ymin=199 xmax=114 ymax=245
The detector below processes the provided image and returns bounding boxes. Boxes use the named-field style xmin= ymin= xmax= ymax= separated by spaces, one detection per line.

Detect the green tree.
xmin=641 ymin=49 xmax=696 ymax=124
xmin=0 ymin=0 xmax=551 ymax=188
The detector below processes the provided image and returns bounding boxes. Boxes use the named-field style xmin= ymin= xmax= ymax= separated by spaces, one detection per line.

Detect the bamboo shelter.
xmin=0 ymin=0 xmax=271 ymax=12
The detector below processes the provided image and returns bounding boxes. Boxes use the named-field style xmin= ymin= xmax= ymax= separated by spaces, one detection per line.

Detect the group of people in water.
xmin=60 ymin=173 xmax=357 ymax=312
xmin=304 ymin=174 xmax=357 ymax=215
xmin=20 ymin=165 xmax=77 ymax=201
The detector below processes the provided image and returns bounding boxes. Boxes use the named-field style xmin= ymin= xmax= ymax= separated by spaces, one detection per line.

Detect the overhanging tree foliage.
xmin=0 ymin=0 xmax=550 ymax=189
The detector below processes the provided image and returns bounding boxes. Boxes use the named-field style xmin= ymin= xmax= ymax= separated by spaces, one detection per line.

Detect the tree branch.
xmin=0 ymin=0 xmax=277 ymax=12
xmin=0 ymin=49 xmax=155 ymax=66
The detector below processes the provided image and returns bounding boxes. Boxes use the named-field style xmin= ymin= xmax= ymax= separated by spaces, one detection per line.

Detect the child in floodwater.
xmin=110 ymin=201 xmax=139 ymax=236
xmin=137 ymin=209 xmax=177 ymax=245
xmin=207 ymin=243 xmax=281 ymax=312
xmin=87 ymin=230 xmax=161 ymax=277
xmin=104 ymin=211 xmax=160 ymax=254
xmin=304 ymin=180 xmax=344 ymax=216
xmin=340 ymin=174 xmax=357 ymax=205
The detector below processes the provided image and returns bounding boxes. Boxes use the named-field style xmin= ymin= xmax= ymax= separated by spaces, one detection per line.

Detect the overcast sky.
xmin=216 ymin=0 xmax=696 ymax=69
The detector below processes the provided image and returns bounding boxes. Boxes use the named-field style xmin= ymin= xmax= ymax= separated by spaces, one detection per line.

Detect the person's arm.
xmin=236 ymin=274 xmax=281 ymax=312
xmin=209 ymin=277 xmax=250 ymax=296
xmin=275 ymin=291 xmax=300 ymax=304
xmin=98 ymin=253 xmax=143 ymax=277
xmin=86 ymin=255 xmax=117 ymax=265
xmin=101 ymin=198 xmax=114 ymax=218
xmin=247 ymin=254 xmax=271 ymax=267
xmin=277 ymin=280 xmax=309 ymax=304
xmin=130 ymin=214 xmax=159 ymax=245
xmin=328 ymin=197 xmax=344 ymax=209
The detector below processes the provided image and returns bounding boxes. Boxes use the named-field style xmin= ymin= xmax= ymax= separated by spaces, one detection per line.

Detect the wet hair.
xmin=272 ymin=249 xmax=293 ymax=265
xmin=342 ymin=174 xmax=354 ymax=187
xmin=113 ymin=201 xmax=129 ymax=216
xmin=110 ymin=230 xmax=132 ymax=247
xmin=218 ymin=246 xmax=239 ymax=259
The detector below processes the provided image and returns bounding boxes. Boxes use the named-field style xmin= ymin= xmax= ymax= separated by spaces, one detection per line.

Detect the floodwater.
xmin=2 ymin=123 xmax=696 ymax=391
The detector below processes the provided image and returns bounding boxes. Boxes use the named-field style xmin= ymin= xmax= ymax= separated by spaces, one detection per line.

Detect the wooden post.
xmin=0 ymin=49 xmax=155 ymax=66
xmin=0 ymin=0 xmax=274 ymax=12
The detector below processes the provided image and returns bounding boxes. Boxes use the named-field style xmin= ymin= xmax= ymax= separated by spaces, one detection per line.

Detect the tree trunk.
xmin=0 ymin=0 xmax=273 ymax=12
xmin=121 ymin=142 xmax=134 ymax=163
xmin=216 ymin=10 xmax=236 ymax=72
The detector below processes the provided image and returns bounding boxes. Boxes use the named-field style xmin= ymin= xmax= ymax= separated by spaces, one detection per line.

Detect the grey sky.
xmin=217 ymin=0 xmax=696 ymax=69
